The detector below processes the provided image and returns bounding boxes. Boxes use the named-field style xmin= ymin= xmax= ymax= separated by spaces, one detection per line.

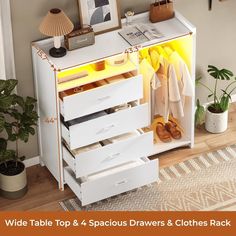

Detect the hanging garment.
xmin=139 ymin=48 xmax=152 ymax=66
xmin=168 ymin=63 xmax=184 ymax=119
xmin=140 ymin=46 xmax=193 ymax=123
xmin=155 ymin=45 xmax=169 ymax=60
xmin=154 ymin=55 xmax=170 ymax=122
xmin=154 ymin=53 xmax=184 ymax=122
xmin=163 ymin=46 xmax=173 ymax=57
xmin=149 ymin=48 xmax=161 ymax=72
xmin=140 ymin=58 xmax=161 ymax=123
xmin=169 ymin=51 xmax=194 ymax=108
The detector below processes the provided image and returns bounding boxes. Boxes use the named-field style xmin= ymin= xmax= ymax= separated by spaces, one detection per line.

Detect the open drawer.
xmin=64 ymin=157 xmax=159 ymax=206
xmin=63 ymin=130 xmax=153 ymax=178
xmin=59 ymin=73 xmax=143 ymax=121
xmin=61 ymin=103 xmax=149 ymax=150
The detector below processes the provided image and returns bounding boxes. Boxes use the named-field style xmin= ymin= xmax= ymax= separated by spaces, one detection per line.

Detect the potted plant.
xmin=0 ymin=79 xmax=38 ymax=199
xmin=195 ymin=65 xmax=236 ymax=133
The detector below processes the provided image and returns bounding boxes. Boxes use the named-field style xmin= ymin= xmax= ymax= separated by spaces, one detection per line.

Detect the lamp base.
xmin=49 ymin=47 xmax=67 ymax=58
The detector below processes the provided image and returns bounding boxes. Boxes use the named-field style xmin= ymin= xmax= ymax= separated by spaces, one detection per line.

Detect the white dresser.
xmin=32 ymin=12 xmax=196 ymax=206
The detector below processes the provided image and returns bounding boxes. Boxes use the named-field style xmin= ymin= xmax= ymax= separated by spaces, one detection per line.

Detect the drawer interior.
xmin=61 ymin=102 xmax=149 ymax=150
xmin=62 ymin=101 xmax=139 ymax=129
xmin=66 ymin=157 xmax=150 ymax=185
xmin=63 ymin=129 xmax=143 ymax=158
xmin=81 ymin=157 xmax=148 ymax=183
xmin=59 ymin=71 xmax=137 ymax=101
xmin=62 ymin=129 xmax=153 ymax=178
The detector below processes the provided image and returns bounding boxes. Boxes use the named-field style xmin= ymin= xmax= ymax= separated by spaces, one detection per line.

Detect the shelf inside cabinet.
xmin=151 ymin=139 xmax=191 ymax=155
xmin=57 ymin=60 xmax=137 ymax=92
xmin=143 ymin=115 xmax=192 ymax=155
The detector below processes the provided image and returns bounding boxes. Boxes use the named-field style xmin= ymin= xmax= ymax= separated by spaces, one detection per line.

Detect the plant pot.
xmin=0 ymin=161 xmax=28 ymax=199
xmin=205 ymin=107 xmax=228 ymax=133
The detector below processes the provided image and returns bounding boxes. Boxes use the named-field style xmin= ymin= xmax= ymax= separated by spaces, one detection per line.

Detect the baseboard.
xmin=23 ymin=156 xmax=40 ymax=168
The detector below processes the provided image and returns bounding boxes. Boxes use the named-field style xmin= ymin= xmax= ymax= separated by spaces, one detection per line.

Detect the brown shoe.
xmin=156 ymin=122 xmax=172 ymax=143
xmin=165 ymin=120 xmax=182 ymax=140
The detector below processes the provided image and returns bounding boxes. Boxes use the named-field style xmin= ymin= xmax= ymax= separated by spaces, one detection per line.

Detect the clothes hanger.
xmin=139 ymin=48 xmax=152 ymax=65
xmin=163 ymin=46 xmax=174 ymax=57
xmin=149 ymin=48 xmax=161 ymax=72
xmin=155 ymin=46 xmax=169 ymax=60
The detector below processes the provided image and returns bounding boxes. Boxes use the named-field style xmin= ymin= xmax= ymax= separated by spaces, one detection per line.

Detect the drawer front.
xmin=60 ymin=75 xmax=143 ymax=121
xmin=64 ymin=158 xmax=159 ymax=206
xmin=62 ymin=103 xmax=149 ymax=150
xmin=63 ymin=131 xmax=153 ymax=178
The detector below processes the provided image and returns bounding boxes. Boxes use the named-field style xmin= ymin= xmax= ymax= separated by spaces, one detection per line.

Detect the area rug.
xmin=60 ymin=144 xmax=236 ymax=211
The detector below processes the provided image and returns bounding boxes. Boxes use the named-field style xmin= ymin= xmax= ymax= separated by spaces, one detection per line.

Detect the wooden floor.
xmin=1 ymin=104 xmax=236 ymax=211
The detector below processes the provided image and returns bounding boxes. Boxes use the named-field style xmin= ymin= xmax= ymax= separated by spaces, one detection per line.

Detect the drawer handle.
xmin=96 ymin=124 xmax=115 ymax=134
xmin=98 ymin=96 xmax=111 ymax=101
xmin=115 ymin=179 xmax=128 ymax=186
xmin=102 ymin=153 xmax=121 ymax=163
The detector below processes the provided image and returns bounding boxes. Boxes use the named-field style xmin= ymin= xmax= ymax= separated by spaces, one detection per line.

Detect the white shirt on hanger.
xmin=169 ymin=51 xmax=194 ymax=108
xmin=140 ymin=58 xmax=161 ymax=123
xmin=155 ymin=55 xmax=190 ymax=122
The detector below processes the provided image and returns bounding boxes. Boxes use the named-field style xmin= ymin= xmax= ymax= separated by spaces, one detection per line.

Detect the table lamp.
xmin=39 ymin=8 xmax=74 ymax=58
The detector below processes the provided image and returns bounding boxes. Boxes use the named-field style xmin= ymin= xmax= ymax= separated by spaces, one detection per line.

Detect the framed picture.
xmin=77 ymin=0 xmax=121 ymax=34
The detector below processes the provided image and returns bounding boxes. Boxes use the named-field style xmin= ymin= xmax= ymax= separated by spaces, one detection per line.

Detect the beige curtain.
xmin=0 ymin=0 xmax=15 ymax=80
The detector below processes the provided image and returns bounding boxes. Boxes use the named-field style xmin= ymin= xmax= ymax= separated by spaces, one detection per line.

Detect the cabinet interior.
xmin=140 ymin=34 xmax=194 ymax=153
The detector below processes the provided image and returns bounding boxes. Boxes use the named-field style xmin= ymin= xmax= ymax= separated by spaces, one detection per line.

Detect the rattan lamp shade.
xmin=39 ymin=8 xmax=74 ymax=57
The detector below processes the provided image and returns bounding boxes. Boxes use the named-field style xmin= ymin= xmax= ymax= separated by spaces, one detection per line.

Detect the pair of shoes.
xmin=156 ymin=120 xmax=182 ymax=143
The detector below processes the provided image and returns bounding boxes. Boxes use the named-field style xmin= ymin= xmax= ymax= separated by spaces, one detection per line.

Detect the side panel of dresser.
xmin=32 ymin=46 xmax=63 ymax=190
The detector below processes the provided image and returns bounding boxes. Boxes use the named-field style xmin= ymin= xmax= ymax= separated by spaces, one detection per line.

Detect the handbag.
xmin=149 ymin=0 xmax=175 ymax=23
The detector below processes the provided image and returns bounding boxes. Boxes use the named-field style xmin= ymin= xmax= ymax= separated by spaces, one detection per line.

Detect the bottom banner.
xmin=0 ymin=211 xmax=235 ymax=236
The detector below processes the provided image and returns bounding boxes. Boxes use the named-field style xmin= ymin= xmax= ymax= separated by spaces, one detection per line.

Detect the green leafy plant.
xmin=0 ymin=79 xmax=38 ymax=168
xmin=195 ymin=65 xmax=236 ymax=127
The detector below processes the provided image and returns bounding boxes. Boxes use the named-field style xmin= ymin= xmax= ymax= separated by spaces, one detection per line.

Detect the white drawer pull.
xmin=102 ymin=153 xmax=121 ymax=163
xmin=96 ymin=124 xmax=115 ymax=135
xmin=115 ymin=179 xmax=128 ymax=186
xmin=97 ymin=96 xmax=111 ymax=101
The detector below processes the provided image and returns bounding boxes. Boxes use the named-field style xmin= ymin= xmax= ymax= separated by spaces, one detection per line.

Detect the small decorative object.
xmin=64 ymin=25 xmax=95 ymax=50
xmin=39 ymin=8 xmax=74 ymax=58
xmin=149 ymin=0 xmax=175 ymax=23
xmin=0 ymin=79 xmax=38 ymax=199
xmin=125 ymin=10 xmax=135 ymax=26
xmin=77 ymin=0 xmax=121 ymax=34
xmin=195 ymin=65 xmax=236 ymax=133
xmin=106 ymin=53 xmax=128 ymax=66
xmin=92 ymin=60 xmax=105 ymax=71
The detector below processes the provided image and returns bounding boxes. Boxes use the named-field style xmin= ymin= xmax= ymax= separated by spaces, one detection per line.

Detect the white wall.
xmin=172 ymin=0 xmax=236 ymax=103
